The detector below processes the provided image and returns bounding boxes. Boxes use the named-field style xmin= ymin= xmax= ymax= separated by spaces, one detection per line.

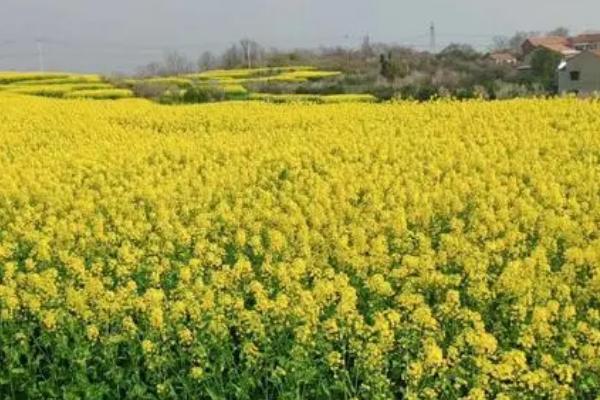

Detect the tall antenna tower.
xmin=36 ymin=39 xmax=45 ymax=72
xmin=429 ymin=22 xmax=436 ymax=53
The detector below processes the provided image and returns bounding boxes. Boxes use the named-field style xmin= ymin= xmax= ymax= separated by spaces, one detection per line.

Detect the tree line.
xmin=132 ymin=28 xmax=571 ymax=101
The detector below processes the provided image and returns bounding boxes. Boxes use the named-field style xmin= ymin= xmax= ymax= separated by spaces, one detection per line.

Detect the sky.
xmin=1 ymin=0 xmax=600 ymax=73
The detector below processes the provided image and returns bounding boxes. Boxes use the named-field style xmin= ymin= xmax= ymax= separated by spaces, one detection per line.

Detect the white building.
xmin=570 ymin=33 xmax=600 ymax=51
xmin=558 ymin=50 xmax=600 ymax=95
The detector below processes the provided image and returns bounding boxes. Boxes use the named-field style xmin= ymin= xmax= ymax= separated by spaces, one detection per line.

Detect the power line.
xmin=1 ymin=32 xmax=500 ymax=54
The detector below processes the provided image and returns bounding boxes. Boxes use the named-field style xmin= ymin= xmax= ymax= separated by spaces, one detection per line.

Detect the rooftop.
xmin=570 ymin=33 xmax=600 ymax=44
xmin=526 ymin=36 xmax=570 ymax=47
xmin=539 ymin=43 xmax=580 ymax=56
xmin=489 ymin=52 xmax=517 ymax=61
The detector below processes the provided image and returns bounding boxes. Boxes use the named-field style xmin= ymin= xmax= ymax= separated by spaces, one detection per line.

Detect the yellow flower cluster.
xmin=0 ymin=71 xmax=132 ymax=99
xmin=0 ymin=94 xmax=599 ymax=398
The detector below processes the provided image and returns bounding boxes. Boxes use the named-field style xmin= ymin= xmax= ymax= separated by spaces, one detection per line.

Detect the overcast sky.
xmin=1 ymin=0 xmax=599 ymax=73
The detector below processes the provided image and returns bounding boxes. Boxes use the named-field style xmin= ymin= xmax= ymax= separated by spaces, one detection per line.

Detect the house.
xmin=569 ymin=33 xmax=600 ymax=51
xmin=557 ymin=50 xmax=600 ymax=94
xmin=520 ymin=36 xmax=579 ymax=70
xmin=521 ymin=36 xmax=576 ymax=57
xmin=488 ymin=52 xmax=518 ymax=65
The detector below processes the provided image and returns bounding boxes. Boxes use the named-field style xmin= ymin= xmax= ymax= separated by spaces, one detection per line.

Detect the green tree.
xmin=530 ymin=48 xmax=562 ymax=92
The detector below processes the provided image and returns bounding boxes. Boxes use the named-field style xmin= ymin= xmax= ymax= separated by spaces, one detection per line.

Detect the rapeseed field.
xmin=0 ymin=94 xmax=599 ymax=399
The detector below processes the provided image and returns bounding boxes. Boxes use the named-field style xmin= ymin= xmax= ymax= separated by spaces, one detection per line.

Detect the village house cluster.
xmin=492 ymin=33 xmax=600 ymax=95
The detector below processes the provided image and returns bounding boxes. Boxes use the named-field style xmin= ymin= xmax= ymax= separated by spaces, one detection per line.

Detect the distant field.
xmin=0 ymin=94 xmax=599 ymax=399
xmin=0 ymin=67 xmax=359 ymax=103
xmin=185 ymin=66 xmax=340 ymax=82
xmin=0 ymin=72 xmax=133 ymax=99
xmin=125 ymin=66 xmax=353 ymax=103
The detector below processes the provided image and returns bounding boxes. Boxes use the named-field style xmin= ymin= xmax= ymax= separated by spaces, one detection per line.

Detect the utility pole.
xmin=246 ymin=45 xmax=251 ymax=69
xmin=240 ymin=39 xmax=252 ymax=69
xmin=429 ymin=22 xmax=436 ymax=53
xmin=36 ymin=39 xmax=45 ymax=72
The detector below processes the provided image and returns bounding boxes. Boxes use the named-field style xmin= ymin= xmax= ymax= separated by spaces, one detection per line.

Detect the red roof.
xmin=539 ymin=42 xmax=579 ymax=55
xmin=522 ymin=36 xmax=579 ymax=56
xmin=489 ymin=52 xmax=516 ymax=61
xmin=526 ymin=36 xmax=569 ymax=47
xmin=570 ymin=33 xmax=600 ymax=44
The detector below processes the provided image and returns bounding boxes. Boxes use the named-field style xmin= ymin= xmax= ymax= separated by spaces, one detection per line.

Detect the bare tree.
xmin=198 ymin=51 xmax=216 ymax=71
xmin=135 ymin=62 xmax=163 ymax=78
xmin=221 ymin=44 xmax=243 ymax=68
xmin=547 ymin=27 xmax=569 ymax=37
xmin=361 ymin=35 xmax=375 ymax=59
xmin=491 ymin=36 xmax=511 ymax=51
xmin=239 ymin=39 xmax=252 ymax=68
xmin=162 ymin=50 xmax=193 ymax=75
xmin=491 ymin=31 xmax=542 ymax=54
xmin=239 ymin=38 xmax=261 ymax=69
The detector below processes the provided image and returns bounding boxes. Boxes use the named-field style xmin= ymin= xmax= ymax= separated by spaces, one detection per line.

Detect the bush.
xmin=294 ymin=81 xmax=346 ymax=95
xmin=222 ymin=83 xmax=248 ymax=100
xmin=454 ymin=87 xmax=476 ymax=100
xmin=415 ymin=85 xmax=439 ymax=101
xmin=392 ymin=85 xmax=441 ymax=101
xmin=368 ymin=85 xmax=396 ymax=101
xmin=493 ymin=80 xmax=541 ymax=99
xmin=131 ymin=82 xmax=172 ymax=99
xmin=245 ymin=81 xmax=300 ymax=94
xmin=182 ymin=85 xmax=226 ymax=103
